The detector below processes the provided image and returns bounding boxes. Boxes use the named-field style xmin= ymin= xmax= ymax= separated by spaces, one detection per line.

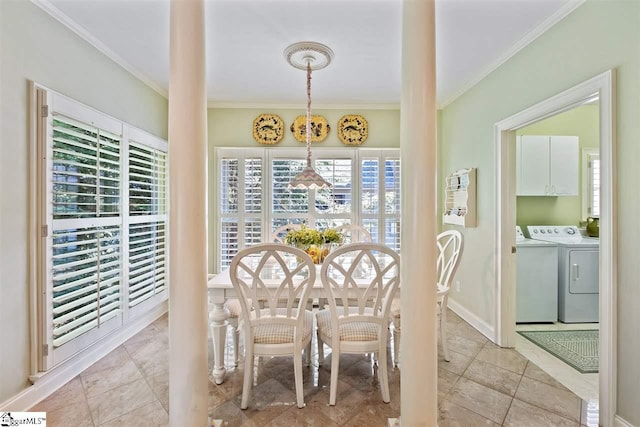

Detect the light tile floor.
xmin=31 ymin=311 xmax=596 ymax=426
xmin=515 ymin=322 xmax=599 ymax=402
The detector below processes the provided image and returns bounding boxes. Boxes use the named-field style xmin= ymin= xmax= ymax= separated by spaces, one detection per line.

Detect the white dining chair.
xmin=335 ymin=224 xmax=372 ymax=244
xmin=229 ymin=243 xmax=316 ymax=409
xmin=219 ymin=223 xmax=303 ymax=367
xmin=390 ymin=229 xmax=464 ymax=365
xmin=270 ymin=223 xmax=302 ymax=244
xmin=316 ymin=242 xmax=400 ymax=405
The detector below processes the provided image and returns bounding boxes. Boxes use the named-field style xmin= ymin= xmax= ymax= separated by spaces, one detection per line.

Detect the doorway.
xmin=493 ymin=70 xmax=616 ymax=426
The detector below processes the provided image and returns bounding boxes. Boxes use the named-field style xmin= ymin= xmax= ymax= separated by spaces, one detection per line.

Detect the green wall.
xmin=440 ymin=1 xmax=639 ymax=423
xmin=208 ymin=108 xmax=400 ymax=148
xmin=516 ymin=104 xmax=599 ymax=227
xmin=0 ymin=1 xmax=168 ymax=403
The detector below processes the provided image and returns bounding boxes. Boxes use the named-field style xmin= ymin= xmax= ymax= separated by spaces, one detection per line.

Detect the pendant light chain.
xmin=306 ymin=61 xmax=312 ymax=167
xmin=284 ymin=41 xmax=333 ymax=189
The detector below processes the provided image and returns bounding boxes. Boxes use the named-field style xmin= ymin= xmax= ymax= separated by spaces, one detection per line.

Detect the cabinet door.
xmin=549 ymin=136 xmax=578 ymax=195
xmin=517 ymin=135 xmax=550 ymax=195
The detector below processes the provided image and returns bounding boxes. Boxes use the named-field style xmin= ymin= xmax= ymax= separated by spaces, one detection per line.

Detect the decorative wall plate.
xmin=253 ymin=114 xmax=284 ymax=145
xmin=290 ymin=115 xmax=330 ymax=143
xmin=337 ymin=114 xmax=368 ymax=145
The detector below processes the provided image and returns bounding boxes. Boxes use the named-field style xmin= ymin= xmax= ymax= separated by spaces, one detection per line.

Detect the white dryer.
xmin=527 ymin=225 xmax=599 ymax=323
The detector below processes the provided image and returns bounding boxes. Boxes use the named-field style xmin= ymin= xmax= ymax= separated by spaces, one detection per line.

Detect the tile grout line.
xmin=78 ymin=375 xmax=98 ymax=427
xmin=499 ymin=359 xmax=529 ymax=426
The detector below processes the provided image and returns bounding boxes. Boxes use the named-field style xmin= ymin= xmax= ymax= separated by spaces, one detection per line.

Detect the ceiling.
xmin=41 ymin=0 xmax=581 ymax=108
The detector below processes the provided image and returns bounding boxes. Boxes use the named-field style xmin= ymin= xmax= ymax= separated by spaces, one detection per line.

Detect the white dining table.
xmin=207 ymin=264 xmax=396 ymax=384
xmin=207 ymin=266 xmax=328 ymax=384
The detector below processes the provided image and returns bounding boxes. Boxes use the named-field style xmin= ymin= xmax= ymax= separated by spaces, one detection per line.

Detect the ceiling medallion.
xmin=337 ymin=114 xmax=368 ymax=145
xmin=252 ymin=114 xmax=284 ymax=145
xmin=283 ymin=41 xmax=334 ymax=71
xmin=290 ymin=115 xmax=330 ymax=143
xmin=284 ymin=41 xmax=334 ymax=190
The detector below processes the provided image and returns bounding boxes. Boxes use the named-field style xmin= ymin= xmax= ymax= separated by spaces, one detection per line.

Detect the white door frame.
xmin=494 ymin=70 xmax=616 ymax=426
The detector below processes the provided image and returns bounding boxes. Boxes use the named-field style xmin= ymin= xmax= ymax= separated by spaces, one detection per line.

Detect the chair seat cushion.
xmin=316 ymin=309 xmax=379 ymax=341
xmin=389 ymin=298 xmax=442 ymax=320
xmin=224 ymin=299 xmax=243 ymax=318
xmin=390 ymin=298 xmax=401 ymax=318
xmin=254 ymin=310 xmax=314 ymax=344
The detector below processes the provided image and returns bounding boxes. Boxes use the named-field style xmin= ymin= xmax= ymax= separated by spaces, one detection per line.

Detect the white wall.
xmin=0 ymin=1 xmax=168 ymax=403
xmin=440 ymin=1 xmax=640 ymax=423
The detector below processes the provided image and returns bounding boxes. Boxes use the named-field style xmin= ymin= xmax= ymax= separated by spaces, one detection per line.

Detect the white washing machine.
xmin=515 ymin=226 xmax=558 ymax=322
xmin=527 ymin=225 xmax=599 ymax=323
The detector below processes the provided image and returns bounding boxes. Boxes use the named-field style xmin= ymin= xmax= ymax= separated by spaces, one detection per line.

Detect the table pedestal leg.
xmin=209 ymin=302 xmax=229 ymax=384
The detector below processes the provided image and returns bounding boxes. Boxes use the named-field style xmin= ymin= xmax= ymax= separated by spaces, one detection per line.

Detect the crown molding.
xmin=31 ymin=0 xmax=168 ymax=99
xmin=207 ymin=101 xmax=400 ymax=111
xmin=439 ymin=0 xmax=586 ymax=109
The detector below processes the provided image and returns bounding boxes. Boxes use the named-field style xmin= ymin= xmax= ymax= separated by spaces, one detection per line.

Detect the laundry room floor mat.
xmin=517 ymin=329 xmax=599 ymax=373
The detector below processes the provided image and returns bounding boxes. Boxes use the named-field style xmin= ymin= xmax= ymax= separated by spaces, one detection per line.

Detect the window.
xmin=36 ymin=88 xmax=168 ymax=369
xmin=215 ymin=148 xmax=400 ymax=271
xmin=582 ymin=149 xmax=600 ymax=218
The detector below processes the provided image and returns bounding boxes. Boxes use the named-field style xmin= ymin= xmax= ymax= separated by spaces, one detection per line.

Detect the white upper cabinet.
xmin=516 ymin=135 xmax=578 ymax=196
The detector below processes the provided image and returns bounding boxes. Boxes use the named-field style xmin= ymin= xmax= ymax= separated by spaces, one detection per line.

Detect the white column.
xmin=168 ymin=0 xmax=208 ymax=425
xmin=400 ymin=0 xmax=438 ymax=425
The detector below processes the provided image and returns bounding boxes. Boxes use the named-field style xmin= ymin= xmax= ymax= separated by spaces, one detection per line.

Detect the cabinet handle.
xmin=572 ymin=264 xmax=580 ymax=281
xmin=551 ymin=185 xmax=556 ymax=194
xmin=545 ymin=184 xmax=549 ymax=195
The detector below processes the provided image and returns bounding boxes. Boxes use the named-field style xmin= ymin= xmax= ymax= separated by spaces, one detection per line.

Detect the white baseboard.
xmin=616 ymin=415 xmax=636 ymax=427
xmin=447 ymin=298 xmax=496 ymax=342
xmin=0 ymin=301 xmax=167 ymax=411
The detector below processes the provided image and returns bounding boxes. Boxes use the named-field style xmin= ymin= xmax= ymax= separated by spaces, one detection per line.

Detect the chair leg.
xmin=233 ymin=327 xmax=240 ymax=367
xmin=378 ymin=341 xmax=390 ymax=403
xmin=393 ymin=317 xmax=401 ymax=367
xmin=304 ymin=339 xmax=312 ymax=367
xmin=440 ymin=312 xmax=450 ymax=362
xmin=240 ymin=347 xmax=254 ymax=409
xmin=317 ymin=331 xmax=324 ymax=365
xmin=294 ymin=348 xmax=305 ymax=408
xmin=329 ymin=345 xmax=340 ymax=406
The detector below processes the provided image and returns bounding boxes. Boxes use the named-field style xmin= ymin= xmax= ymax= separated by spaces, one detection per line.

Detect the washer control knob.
xmin=566 ymin=227 xmax=576 ymax=235
xmin=540 ymin=229 xmax=546 ymax=234
xmin=554 ymin=228 xmax=559 ymax=233
xmin=532 ymin=229 xmax=538 ymax=234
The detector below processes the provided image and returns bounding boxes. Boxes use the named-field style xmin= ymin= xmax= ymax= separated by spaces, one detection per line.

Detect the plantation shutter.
xmin=361 ymin=157 xmax=380 ymax=241
xmin=48 ymin=103 xmax=124 ymax=365
xmin=128 ymin=221 xmax=166 ymax=307
xmin=272 ymin=158 xmax=308 ymax=214
xmin=128 ymin=137 xmax=169 ymax=311
xmin=589 ymin=156 xmax=600 ymax=217
xmin=219 ymin=155 xmax=263 ymax=269
xmin=40 ymin=91 xmax=169 ymax=370
xmin=384 ymin=158 xmax=401 ymax=251
xmin=214 ymin=148 xmax=401 ymax=271
xmin=52 ymin=225 xmax=121 ymax=348
xmin=52 ymin=114 xmax=121 ymax=218
xmin=313 ymin=158 xmax=352 ymax=230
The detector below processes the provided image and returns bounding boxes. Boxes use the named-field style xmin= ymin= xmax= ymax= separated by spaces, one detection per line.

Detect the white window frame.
xmin=581 ymin=148 xmax=600 ymax=219
xmin=32 ymin=85 xmax=168 ymax=371
xmin=214 ymin=147 xmax=400 ymax=273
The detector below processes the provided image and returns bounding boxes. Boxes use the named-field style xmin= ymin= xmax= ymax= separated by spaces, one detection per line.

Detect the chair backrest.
xmin=270 ymin=224 xmax=302 ymax=244
xmin=321 ymin=242 xmax=400 ymax=322
xmin=436 ymin=230 xmax=464 ymax=294
xmin=335 ymin=224 xmax=372 ymax=244
xmin=229 ymin=243 xmax=315 ymax=328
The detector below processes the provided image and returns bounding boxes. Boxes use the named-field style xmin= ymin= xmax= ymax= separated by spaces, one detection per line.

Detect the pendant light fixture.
xmin=285 ymin=42 xmax=334 ymax=190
